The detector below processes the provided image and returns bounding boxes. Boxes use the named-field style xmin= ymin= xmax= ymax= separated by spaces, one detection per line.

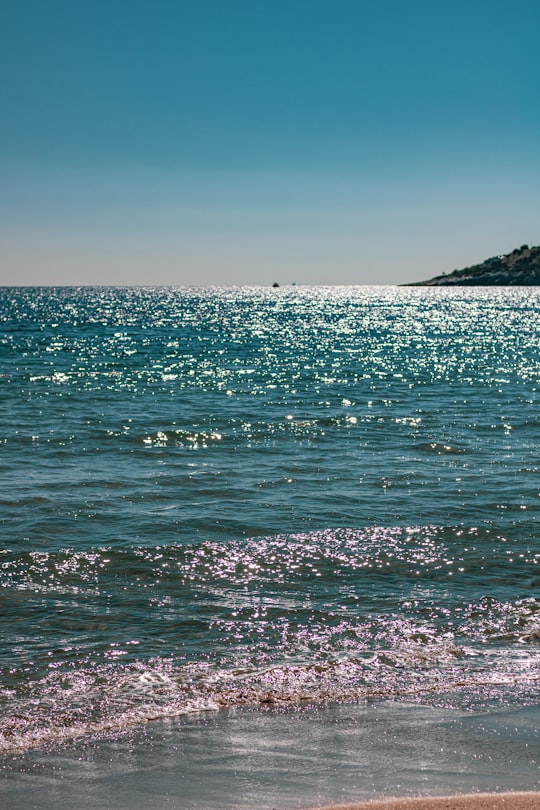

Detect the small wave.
xmin=2 ymin=643 xmax=540 ymax=756
xmin=416 ymin=441 xmax=466 ymax=454
xmin=2 ymin=524 xmax=540 ymax=755
xmin=140 ymin=429 xmax=226 ymax=449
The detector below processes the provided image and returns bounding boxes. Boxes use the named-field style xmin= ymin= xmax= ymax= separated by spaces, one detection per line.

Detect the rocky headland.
xmin=408 ymin=244 xmax=540 ymax=286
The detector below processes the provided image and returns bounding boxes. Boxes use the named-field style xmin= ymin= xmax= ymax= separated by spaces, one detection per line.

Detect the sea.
xmin=1 ymin=285 xmax=539 ymax=809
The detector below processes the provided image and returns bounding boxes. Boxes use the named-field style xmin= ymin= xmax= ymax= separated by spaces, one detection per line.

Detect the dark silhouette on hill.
xmin=408 ymin=245 xmax=540 ymax=286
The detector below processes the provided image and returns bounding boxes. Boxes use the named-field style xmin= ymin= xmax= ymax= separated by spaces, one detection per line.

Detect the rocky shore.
xmin=408 ymin=245 xmax=540 ymax=285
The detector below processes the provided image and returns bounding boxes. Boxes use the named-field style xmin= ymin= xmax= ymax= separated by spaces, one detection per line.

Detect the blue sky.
xmin=1 ymin=0 xmax=539 ymax=286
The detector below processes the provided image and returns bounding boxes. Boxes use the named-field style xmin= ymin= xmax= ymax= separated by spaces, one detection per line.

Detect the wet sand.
xmin=3 ymin=704 xmax=539 ymax=810
xmin=314 ymin=793 xmax=540 ymax=810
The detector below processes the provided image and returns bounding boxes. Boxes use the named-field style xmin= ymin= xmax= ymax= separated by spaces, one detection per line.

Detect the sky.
xmin=1 ymin=0 xmax=539 ymax=286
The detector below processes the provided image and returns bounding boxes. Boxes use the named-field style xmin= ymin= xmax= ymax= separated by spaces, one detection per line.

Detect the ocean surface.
xmin=1 ymin=285 xmax=539 ymax=807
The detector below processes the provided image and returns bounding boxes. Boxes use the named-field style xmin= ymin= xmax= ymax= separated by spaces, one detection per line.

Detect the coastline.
xmin=313 ymin=793 xmax=540 ymax=810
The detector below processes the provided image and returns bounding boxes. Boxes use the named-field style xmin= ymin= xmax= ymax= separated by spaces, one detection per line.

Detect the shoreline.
xmin=312 ymin=793 xmax=540 ymax=810
xmin=3 ymin=701 xmax=539 ymax=809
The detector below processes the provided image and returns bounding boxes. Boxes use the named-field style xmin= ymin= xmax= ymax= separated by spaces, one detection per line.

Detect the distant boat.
xmin=272 ymin=282 xmax=280 ymax=288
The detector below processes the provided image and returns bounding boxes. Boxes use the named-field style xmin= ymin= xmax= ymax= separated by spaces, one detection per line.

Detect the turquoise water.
xmin=1 ymin=286 xmax=539 ymax=793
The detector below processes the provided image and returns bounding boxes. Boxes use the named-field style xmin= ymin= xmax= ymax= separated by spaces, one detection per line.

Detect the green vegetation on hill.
xmin=408 ymin=245 xmax=540 ymax=286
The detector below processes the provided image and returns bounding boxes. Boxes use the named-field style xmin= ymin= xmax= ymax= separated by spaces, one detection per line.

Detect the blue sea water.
xmin=1 ymin=285 xmax=539 ymax=805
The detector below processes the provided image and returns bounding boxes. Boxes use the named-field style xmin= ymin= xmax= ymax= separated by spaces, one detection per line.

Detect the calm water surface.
xmin=1 ymin=285 xmax=539 ymax=756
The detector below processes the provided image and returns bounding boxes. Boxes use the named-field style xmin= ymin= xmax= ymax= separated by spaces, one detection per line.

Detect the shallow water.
xmin=1 ymin=285 xmax=539 ymax=798
xmin=2 ymin=701 xmax=539 ymax=809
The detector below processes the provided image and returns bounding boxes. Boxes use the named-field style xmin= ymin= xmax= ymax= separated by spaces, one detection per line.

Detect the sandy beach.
xmin=314 ymin=793 xmax=540 ymax=810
